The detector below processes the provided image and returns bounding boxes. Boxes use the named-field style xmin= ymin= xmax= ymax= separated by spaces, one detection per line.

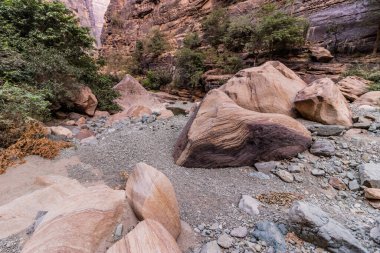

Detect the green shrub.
xmin=0 ymin=82 xmax=51 ymax=122
xmin=202 ymin=8 xmax=229 ymax=48
xmin=255 ymin=4 xmax=308 ymax=52
xmin=0 ymin=0 xmax=120 ymax=120
xmin=142 ymin=68 xmax=173 ymax=90
xmin=218 ymin=53 xmax=244 ymax=74
xmin=183 ymin=32 xmax=201 ymax=49
xmin=145 ymin=29 xmax=168 ymax=57
xmin=224 ymin=15 xmax=254 ymax=52
xmin=174 ymin=48 xmax=205 ymax=88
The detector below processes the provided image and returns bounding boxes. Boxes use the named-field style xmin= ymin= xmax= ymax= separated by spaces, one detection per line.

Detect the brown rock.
xmin=220 ymin=61 xmax=306 ymax=117
xmin=107 ymin=219 xmax=181 ymax=253
xmin=364 ymin=188 xmax=380 ymax=200
xmin=76 ymin=117 xmax=87 ymax=126
xmin=157 ymin=109 xmax=174 ymax=120
xmin=113 ymin=75 xmax=164 ymax=111
xmin=125 ymin=163 xmax=181 ymax=239
xmin=310 ymin=46 xmax=333 ymax=63
xmin=337 ymin=76 xmax=370 ymax=102
xmin=295 ymin=78 xmax=353 ymax=126
xmin=173 ymin=89 xmax=312 ymax=168
xmin=94 ymin=110 xmax=111 ymax=118
xmin=73 ymin=86 xmax=98 ymax=116
xmin=126 ymin=105 xmax=152 ymax=119
xmin=329 ymin=177 xmax=347 ymax=190
xmin=21 ymin=185 xmax=125 ymax=253
xmin=75 ymin=129 xmax=95 ymax=140
xmin=64 ymin=120 xmax=76 ymax=126
xmin=49 ymin=126 xmax=73 ymax=138
xmin=355 ymin=91 xmax=380 ymax=107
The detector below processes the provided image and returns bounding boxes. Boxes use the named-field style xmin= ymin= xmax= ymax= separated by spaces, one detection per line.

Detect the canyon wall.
xmin=100 ymin=0 xmax=380 ymax=56
xmin=57 ymin=0 xmax=110 ymax=46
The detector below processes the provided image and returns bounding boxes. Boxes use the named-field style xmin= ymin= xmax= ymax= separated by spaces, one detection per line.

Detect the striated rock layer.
xmin=173 ymin=89 xmax=312 ymax=168
xmin=101 ymin=0 xmax=380 ymax=58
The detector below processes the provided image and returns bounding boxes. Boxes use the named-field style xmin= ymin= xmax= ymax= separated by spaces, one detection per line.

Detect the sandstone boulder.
xmin=125 ymin=163 xmax=181 ymax=239
xmin=108 ymin=75 xmax=166 ymax=124
xmin=337 ymin=76 xmax=370 ymax=102
xmin=73 ymin=86 xmax=98 ymax=116
xmin=219 ymin=61 xmax=306 ymax=117
xmin=107 ymin=219 xmax=181 ymax=253
xmin=49 ymin=126 xmax=73 ymax=138
xmin=310 ymin=46 xmax=333 ymax=63
xmin=0 ymin=176 xmax=84 ymax=239
xmin=294 ymin=78 xmax=353 ymax=126
xmin=113 ymin=74 xmax=165 ymax=111
xmin=355 ymin=91 xmax=380 ymax=107
xmin=22 ymin=185 xmax=125 ymax=253
xmin=173 ymin=89 xmax=312 ymax=168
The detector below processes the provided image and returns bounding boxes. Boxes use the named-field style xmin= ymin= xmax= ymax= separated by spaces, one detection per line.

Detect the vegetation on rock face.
xmin=174 ymin=47 xmax=205 ymax=88
xmin=0 ymin=0 xmax=119 ymax=127
xmin=345 ymin=64 xmax=380 ymax=91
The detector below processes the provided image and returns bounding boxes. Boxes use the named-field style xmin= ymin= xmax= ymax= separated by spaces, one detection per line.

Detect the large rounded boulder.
xmin=294 ymin=78 xmax=353 ymax=126
xmin=219 ymin=61 xmax=306 ymax=117
xmin=125 ymin=163 xmax=181 ymax=239
xmin=107 ymin=219 xmax=181 ymax=253
xmin=173 ymin=90 xmax=312 ymax=168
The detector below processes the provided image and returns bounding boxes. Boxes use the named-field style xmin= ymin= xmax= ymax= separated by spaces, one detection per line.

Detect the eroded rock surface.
xmin=173 ymin=89 xmax=312 ymax=168
xmin=125 ymin=162 xmax=181 ymax=239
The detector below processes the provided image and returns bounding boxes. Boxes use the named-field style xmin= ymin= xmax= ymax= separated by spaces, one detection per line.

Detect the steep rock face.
xmin=57 ymin=0 xmax=110 ymax=46
xmin=101 ymin=0 xmax=380 ymax=57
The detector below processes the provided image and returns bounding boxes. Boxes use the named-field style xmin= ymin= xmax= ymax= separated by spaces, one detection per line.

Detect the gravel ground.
xmin=60 ymin=108 xmax=380 ymax=252
xmin=1 ymin=104 xmax=380 ymax=252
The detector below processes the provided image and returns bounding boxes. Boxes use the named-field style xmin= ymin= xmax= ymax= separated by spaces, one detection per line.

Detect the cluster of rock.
xmin=0 ymin=163 xmax=192 ymax=253
xmin=174 ymin=61 xmax=377 ymax=168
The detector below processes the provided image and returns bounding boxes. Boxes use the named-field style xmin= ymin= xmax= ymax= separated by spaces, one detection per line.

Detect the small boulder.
xmin=364 ymin=188 xmax=380 ymax=200
xmin=200 ymin=241 xmax=223 ymax=253
xmin=359 ymin=163 xmax=380 ymax=188
xmin=307 ymin=124 xmax=346 ymax=136
xmin=126 ymin=105 xmax=152 ymax=119
xmin=295 ymin=78 xmax=353 ymax=126
xmin=157 ymin=109 xmax=174 ymax=120
xmin=49 ymin=126 xmax=73 ymax=138
xmin=329 ymin=177 xmax=347 ymax=190
xmin=230 ymin=226 xmax=248 ymax=238
xmin=370 ymin=219 xmax=380 ymax=244
xmin=94 ymin=110 xmax=110 ymax=118
xmin=239 ymin=195 xmax=262 ymax=216
xmin=125 ymin=163 xmax=181 ymax=239
xmin=217 ymin=233 xmax=234 ymax=248
xmin=275 ymin=170 xmax=294 ymax=183
xmin=355 ymin=91 xmax=380 ymax=107
xmin=255 ymin=161 xmax=279 ymax=174
xmin=337 ymin=76 xmax=370 ymax=102
xmin=288 ymin=201 xmax=368 ymax=253
xmin=310 ymin=46 xmax=333 ymax=63
xmin=73 ymin=86 xmax=98 ymax=116
xmin=75 ymin=129 xmax=95 ymax=140
xmin=309 ymin=139 xmax=335 ymax=157
xmin=252 ymin=222 xmax=287 ymax=253
xmin=107 ymin=219 xmax=181 ymax=253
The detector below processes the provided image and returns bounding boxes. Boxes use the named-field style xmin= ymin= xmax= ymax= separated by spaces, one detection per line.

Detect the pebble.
xmin=230 ymin=226 xmax=248 ymax=238
xmin=217 ymin=234 xmax=234 ymax=248
xmin=311 ymin=169 xmax=325 ymax=176
xmin=275 ymin=170 xmax=294 ymax=183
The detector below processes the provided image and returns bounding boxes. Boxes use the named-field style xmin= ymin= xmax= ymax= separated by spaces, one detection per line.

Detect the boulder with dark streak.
xmin=173 ymin=89 xmax=312 ymax=168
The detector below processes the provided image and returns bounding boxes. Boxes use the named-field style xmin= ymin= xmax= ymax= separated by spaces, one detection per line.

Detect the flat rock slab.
xmin=359 ymin=163 xmax=380 ymax=188
xmin=288 ymin=201 xmax=368 ymax=253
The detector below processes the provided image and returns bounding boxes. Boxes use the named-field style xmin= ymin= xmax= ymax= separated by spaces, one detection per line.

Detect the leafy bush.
xmin=0 ymin=0 xmax=120 ymax=123
xmin=255 ymin=4 xmax=308 ymax=52
xmin=145 ymin=29 xmax=168 ymax=57
xmin=218 ymin=53 xmax=244 ymax=74
xmin=174 ymin=48 xmax=205 ymax=88
xmin=224 ymin=15 xmax=254 ymax=52
xmin=183 ymin=33 xmax=201 ymax=49
xmin=142 ymin=68 xmax=173 ymax=90
xmin=202 ymin=8 xmax=229 ymax=48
